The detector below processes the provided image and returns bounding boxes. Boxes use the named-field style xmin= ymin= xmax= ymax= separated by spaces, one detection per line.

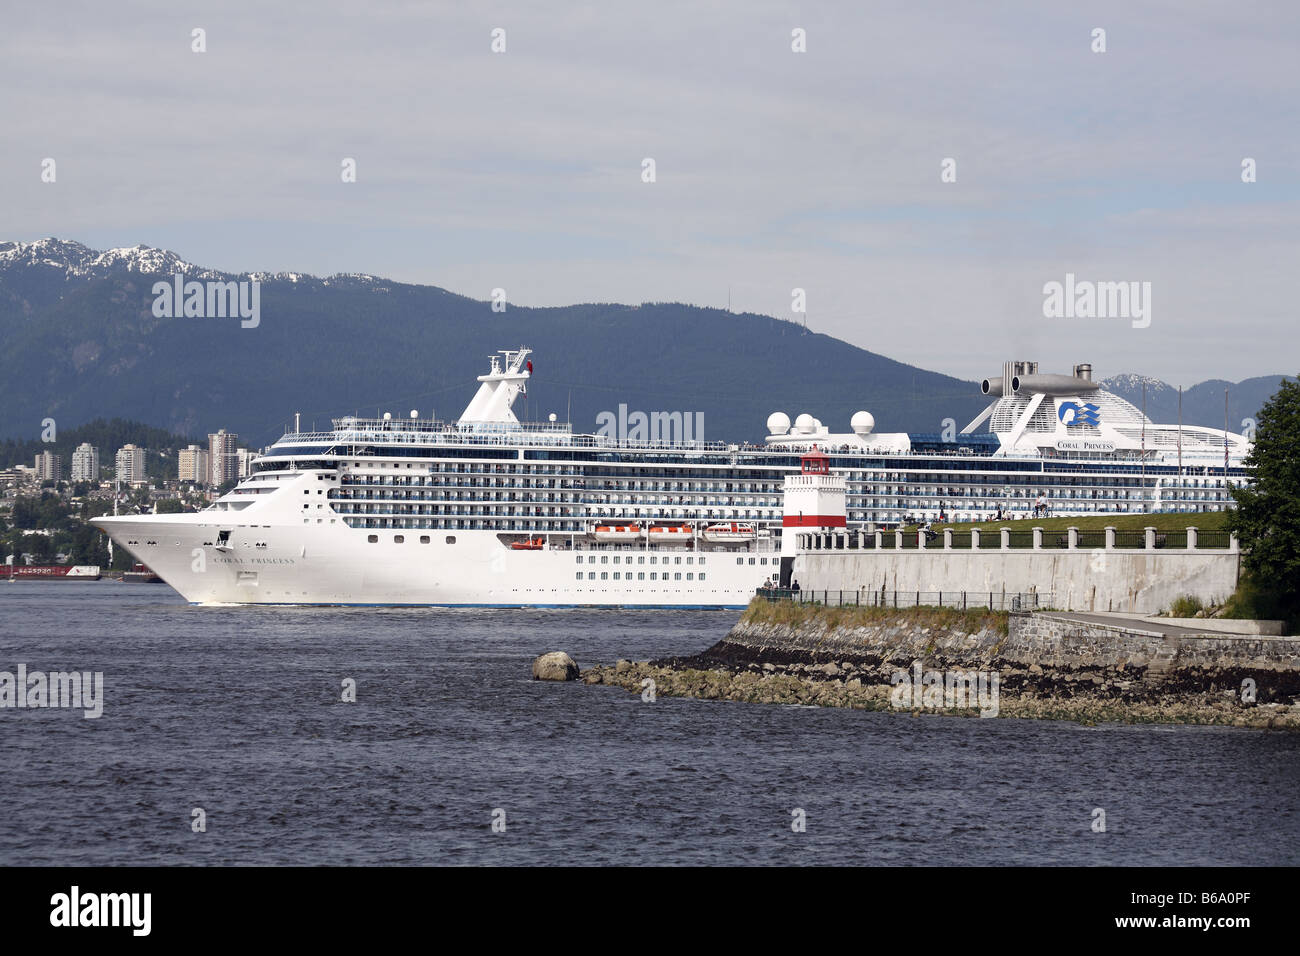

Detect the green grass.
xmin=742 ymin=596 xmax=1009 ymax=636
xmin=1168 ymin=595 xmax=1204 ymax=618
xmin=910 ymin=512 xmax=1232 ymax=534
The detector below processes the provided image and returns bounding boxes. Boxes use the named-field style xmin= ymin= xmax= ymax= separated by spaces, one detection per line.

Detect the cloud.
xmin=2 ymin=0 xmax=1297 ymax=386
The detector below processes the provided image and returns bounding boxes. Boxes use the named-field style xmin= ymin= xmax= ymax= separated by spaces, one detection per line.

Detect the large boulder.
xmin=532 ymin=651 xmax=580 ymax=681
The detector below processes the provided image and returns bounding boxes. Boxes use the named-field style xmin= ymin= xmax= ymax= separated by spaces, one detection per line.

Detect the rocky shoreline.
xmin=580 ymin=603 xmax=1300 ymax=729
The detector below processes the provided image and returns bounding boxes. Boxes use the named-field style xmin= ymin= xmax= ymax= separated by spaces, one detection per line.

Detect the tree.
xmin=1230 ymin=375 xmax=1300 ymax=619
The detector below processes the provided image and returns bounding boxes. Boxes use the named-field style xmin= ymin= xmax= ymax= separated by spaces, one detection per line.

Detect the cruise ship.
xmin=92 ymin=350 xmax=1252 ymax=608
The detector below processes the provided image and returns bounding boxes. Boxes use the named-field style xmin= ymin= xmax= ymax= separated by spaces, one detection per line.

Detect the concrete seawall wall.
xmin=793 ymin=550 xmax=1240 ymax=615
xmin=727 ymin=611 xmax=1300 ymax=673
xmin=584 ymin=607 xmax=1300 ymax=725
xmin=724 ymin=610 xmax=1300 ymax=692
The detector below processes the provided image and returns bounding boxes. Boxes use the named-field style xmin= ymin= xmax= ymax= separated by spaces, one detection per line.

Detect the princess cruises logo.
xmin=1058 ymin=401 xmax=1100 ymax=427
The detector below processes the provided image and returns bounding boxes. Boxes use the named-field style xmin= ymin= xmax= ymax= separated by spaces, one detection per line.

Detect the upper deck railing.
xmin=270 ymin=417 xmax=742 ymax=454
xmin=262 ymin=418 xmax=1252 ymax=471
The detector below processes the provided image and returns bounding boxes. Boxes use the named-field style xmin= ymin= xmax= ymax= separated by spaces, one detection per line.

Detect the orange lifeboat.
xmin=647 ymin=525 xmax=693 ymax=545
xmin=592 ymin=524 xmax=641 ymax=542
xmin=511 ymin=536 xmax=545 ymax=550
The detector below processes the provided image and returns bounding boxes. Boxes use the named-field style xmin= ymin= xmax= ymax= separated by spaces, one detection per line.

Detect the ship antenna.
xmin=1177 ymin=385 xmax=1183 ymax=476
xmin=1141 ymin=383 xmax=1147 ymax=512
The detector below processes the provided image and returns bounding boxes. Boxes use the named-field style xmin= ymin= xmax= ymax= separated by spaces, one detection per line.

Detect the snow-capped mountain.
xmin=0 ymin=239 xmax=392 ymax=317
xmin=0 ymin=238 xmax=383 ymax=286
xmin=1100 ymin=373 xmax=1175 ymax=399
xmin=0 ymin=238 xmax=216 ymax=280
xmin=1102 ymin=371 xmax=1282 ymax=436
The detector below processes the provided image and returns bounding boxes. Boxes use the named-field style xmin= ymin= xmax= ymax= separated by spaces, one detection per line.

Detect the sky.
xmin=2 ymin=1 xmax=1298 ymax=386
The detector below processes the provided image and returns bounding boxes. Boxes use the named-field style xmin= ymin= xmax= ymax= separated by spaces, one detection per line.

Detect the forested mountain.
xmin=1 ymin=239 xmax=1285 ymax=448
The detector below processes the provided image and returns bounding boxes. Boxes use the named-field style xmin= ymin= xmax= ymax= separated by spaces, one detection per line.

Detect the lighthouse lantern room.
xmin=781 ymin=447 xmax=847 ymax=553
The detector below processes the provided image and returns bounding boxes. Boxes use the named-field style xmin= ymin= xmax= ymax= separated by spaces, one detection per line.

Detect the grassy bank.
xmin=740 ymin=596 xmax=1010 ymax=636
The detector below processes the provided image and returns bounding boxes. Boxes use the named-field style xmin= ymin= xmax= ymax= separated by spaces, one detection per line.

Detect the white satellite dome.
xmin=793 ymin=413 xmax=816 ymax=434
xmin=851 ymin=410 xmax=875 ymax=435
xmin=766 ymin=411 xmax=791 ymax=435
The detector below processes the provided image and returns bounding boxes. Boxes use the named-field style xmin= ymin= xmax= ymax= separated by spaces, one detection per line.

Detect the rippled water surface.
xmin=2 ymin=581 xmax=1297 ymax=865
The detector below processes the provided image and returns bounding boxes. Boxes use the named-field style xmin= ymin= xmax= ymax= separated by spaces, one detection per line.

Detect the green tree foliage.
xmin=0 ymin=418 xmax=198 ymax=470
xmin=9 ymin=493 xmax=73 ymax=530
xmin=1230 ymin=375 xmax=1300 ymax=619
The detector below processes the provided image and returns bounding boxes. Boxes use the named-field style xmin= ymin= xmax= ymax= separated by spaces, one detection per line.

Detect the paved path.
xmin=1043 ymin=611 xmax=1237 ymax=638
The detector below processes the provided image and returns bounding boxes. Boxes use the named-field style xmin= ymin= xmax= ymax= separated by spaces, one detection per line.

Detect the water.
xmin=2 ymin=581 xmax=1297 ymax=865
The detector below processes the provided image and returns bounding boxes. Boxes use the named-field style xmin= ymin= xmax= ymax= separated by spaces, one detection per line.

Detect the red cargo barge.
xmin=4 ymin=564 xmax=102 ymax=580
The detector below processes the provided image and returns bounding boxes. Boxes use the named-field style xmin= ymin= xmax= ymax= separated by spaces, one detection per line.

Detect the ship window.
xmin=686 ymin=573 xmax=694 ymax=580
xmin=575 ymin=572 xmax=583 ymax=580
xmin=613 ymin=556 xmax=620 ymax=564
xmin=576 ymin=555 xmax=583 ymax=563
xmin=600 ymin=572 xmax=608 ymax=580
xmin=748 ymin=558 xmax=756 ymax=565
xmin=686 ymin=557 xmax=694 ymax=564
xmin=420 ymin=536 xmax=430 ymax=544
xmin=446 ymin=536 xmax=456 ymax=544
xmin=638 ymin=573 xmax=645 ymax=580
xmin=699 ymin=557 xmax=705 ymax=565
xmin=613 ymin=572 xmax=621 ymax=580
xmin=394 ymin=535 xmax=404 ymax=543
xmin=736 ymin=558 xmax=743 ymax=565
xmin=600 ymin=555 xmax=608 ymax=564
xmin=674 ymin=573 xmax=682 ymax=580
xmin=637 ymin=556 xmax=645 ymax=564
xmin=368 ymin=535 xmax=378 ymax=543
xmin=761 ymin=557 xmax=768 ymax=564
xmin=699 ymin=573 xmax=706 ymax=581
xmin=650 ymin=572 xmax=657 ymax=580
xmin=588 ymin=572 xmax=595 ymax=580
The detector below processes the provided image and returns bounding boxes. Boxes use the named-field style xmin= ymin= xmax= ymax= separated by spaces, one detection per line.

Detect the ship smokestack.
xmin=1074 ymin=363 xmax=1093 ymax=382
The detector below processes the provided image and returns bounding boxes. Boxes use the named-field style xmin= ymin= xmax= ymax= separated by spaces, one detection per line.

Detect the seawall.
xmin=582 ymin=603 xmax=1300 ymax=728
xmin=793 ymin=549 xmax=1240 ymax=615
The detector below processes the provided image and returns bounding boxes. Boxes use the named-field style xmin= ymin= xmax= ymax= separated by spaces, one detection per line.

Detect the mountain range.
xmin=0 ymin=238 xmax=1288 ymax=448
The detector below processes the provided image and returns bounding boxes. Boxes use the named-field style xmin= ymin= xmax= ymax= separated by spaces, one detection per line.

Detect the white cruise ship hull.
xmin=92 ymin=515 xmax=772 ymax=608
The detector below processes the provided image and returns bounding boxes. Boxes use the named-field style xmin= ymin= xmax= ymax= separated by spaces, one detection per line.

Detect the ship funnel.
xmin=981 ymin=378 xmax=1003 ymax=397
xmin=1012 ymin=373 xmax=1101 ymax=395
